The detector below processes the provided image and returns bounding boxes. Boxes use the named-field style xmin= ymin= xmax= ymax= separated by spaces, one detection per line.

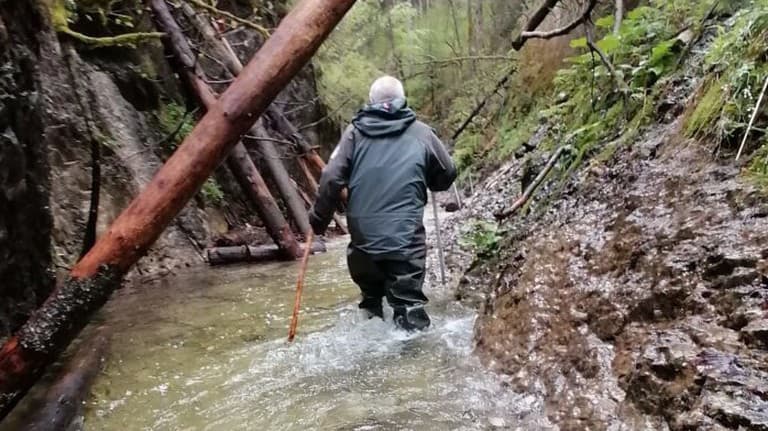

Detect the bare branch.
xmin=512 ymin=0 xmax=598 ymax=50
xmin=452 ymin=65 xmax=517 ymax=141
xmin=494 ymin=145 xmax=572 ymax=221
xmin=408 ymin=55 xmax=515 ymax=66
xmin=297 ymin=96 xmax=354 ymax=130
xmin=243 ymin=135 xmax=298 ymax=148
xmin=180 ymin=0 xmax=270 ymax=37
xmin=585 ymin=22 xmax=630 ymax=94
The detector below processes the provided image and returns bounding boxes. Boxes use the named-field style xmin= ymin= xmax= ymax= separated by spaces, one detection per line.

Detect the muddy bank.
xmin=442 ymin=115 xmax=768 ymax=429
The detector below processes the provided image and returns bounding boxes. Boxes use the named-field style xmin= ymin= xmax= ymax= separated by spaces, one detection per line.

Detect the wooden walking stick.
xmin=432 ymin=192 xmax=447 ymax=286
xmin=288 ymin=231 xmax=315 ymax=342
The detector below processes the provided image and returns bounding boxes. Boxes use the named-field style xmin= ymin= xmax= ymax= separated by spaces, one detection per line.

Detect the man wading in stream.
xmin=309 ymin=76 xmax=457 ymax=331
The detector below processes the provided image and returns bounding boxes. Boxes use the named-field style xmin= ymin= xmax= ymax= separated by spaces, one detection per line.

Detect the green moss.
xmin=47 ymin=0 xmax=163 ymax=48
xmin=684 ymin=79 xmax=725 ymax=139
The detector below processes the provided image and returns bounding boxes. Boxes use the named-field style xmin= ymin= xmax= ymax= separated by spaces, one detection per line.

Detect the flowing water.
xmin=8 ymin=211 xmax=550 ymax=430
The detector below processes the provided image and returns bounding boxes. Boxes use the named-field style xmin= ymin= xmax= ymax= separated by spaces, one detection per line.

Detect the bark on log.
xmin=250 ymin=132 xmax=312 ymax=235
xmin=207 ymin=241 xmax=326 ymax=265
xmin=20 ymin=328 xmax=110 ymax=431
xmin=297 ymin=156 xmax=320 ymax=197
xmin=0 ymin=0 xmax=357 ymax=419
xmin=152 ymin=0 xmax=302 ymax=258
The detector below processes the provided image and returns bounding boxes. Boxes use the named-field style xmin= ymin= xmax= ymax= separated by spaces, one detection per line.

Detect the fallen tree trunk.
xmin=207 ymin=241 xmax=326 ymax=265
xmin=20 ymin=327 xmax=109 ymax=431
xmin=152 ymin=0 xmax=302 ymax=258
xmin=227 ymin=146 xmax=301 ymax=258
xmin=249 ymin=132 xmax=312 ymax=235
xmin=0 ymin=0 xmax=357 ymax=419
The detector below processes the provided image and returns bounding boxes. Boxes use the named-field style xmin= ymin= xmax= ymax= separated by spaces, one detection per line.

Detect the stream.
xmin=75 ymin=242 xmax=542 ymax=430
xmin=48 ymin=207 xmax=549 ymax=430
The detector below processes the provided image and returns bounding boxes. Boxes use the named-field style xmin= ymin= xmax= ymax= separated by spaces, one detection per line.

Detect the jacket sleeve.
xmin=426 ymin=130 xmax=458 ymax=192
xmin=309 ymin=125 xmax=355 ymax=235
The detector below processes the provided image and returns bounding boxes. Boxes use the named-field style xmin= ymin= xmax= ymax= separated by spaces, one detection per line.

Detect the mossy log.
xmin=0 ymin=0 xmax=357 ymax=419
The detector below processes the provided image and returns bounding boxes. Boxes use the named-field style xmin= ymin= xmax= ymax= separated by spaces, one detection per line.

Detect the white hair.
xmin=369 ymin=76 xmax=405 ymax=104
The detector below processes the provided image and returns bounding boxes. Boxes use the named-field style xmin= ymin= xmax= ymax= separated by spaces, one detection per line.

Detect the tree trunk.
xmin=153 ymin=0 xmax=302 ymax=258
xmin=207 ymin=241 xmax=326 ymax=266
xmin=250 ymin=132 xmax=312 ymax=235
xmin=384 ymin=3 xmax=406 ymax=84
xmin=226 ymin=146 xmax=301 ymax=258
xmin=264 ymin=108 xmax=328 ymax=180
xmin=179 ymin=4 xmax=316 ymax=236
xmin=19 ymin=327 xmax=109 ymax=431
xmin=0 ymin=0 xmax=357 ymax=419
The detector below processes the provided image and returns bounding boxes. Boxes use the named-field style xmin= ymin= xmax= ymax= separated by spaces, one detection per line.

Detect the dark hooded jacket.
xmin=309 ymin=99 xmax=457 ymax=260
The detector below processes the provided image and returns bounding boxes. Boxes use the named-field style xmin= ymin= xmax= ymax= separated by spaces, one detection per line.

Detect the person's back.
xmin=309 ymin=76 xmax=457 ymax=331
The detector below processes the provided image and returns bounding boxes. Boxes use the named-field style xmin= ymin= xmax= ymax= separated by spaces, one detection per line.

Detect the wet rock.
xmin=468 ymin=115 xmax=768 ymax=429
xmin=703 ymin=255 xmax=757 ymax=280
xmin=740 ymin=318 xmax=768 ymax=349
xmin=694 ymin=350 xmax=768 ymax=431
xmin=623 ymin=330 xmax=701 ymax=419
xmin=444 ymin=201 xmax=461 ymax=212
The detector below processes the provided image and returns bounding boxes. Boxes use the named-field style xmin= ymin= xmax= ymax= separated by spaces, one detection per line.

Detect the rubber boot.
xmin=359 ymin=296 xmax=384 ymax=320
xmin=393 ymin=306 xmax=431 ymax=331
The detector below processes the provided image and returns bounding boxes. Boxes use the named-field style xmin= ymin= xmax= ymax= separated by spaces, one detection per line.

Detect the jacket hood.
xmin=352 ymin=98 xmax=416 ymax=138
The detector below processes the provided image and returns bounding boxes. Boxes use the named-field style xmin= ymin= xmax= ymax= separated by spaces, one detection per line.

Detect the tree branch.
xmin=297 ymin=96 xmax=353 ymax=130
xmin=494 ymin=145 xmax=572 ymax=221
xmin=180 ymin=0 xmax=270 ymax=37
xmin=451 ymin=65 xmax=517 ymax=142
xmin=512 ymin=0 xmax=598 ymax=50
xmin=585 ymin=22 xmax=630 ymax=94
xmin=409 ymin=55 xmax=515 ymax=66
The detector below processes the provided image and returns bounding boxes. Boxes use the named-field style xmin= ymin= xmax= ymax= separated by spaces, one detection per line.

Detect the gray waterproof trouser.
xmin=346 ymin=246 xmax=428 ymax=310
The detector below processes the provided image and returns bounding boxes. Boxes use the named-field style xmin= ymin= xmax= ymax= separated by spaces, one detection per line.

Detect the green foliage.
xmin=157 ymin=102 xmax=194 ymax=151
xmin=491 ymin=108 xmax=540 ymax=161
xmin=535 ymin=0 xmax=719 ymax=176
xmin=200 ymin=178 xmax=225 ymax=205
xmin=316 ymin=0 xmax=520 ymax=127
xmin=460 ymin=220 xmax=502 ymax=258
xmin=684 ymin=1 xmax=768 ymax=149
